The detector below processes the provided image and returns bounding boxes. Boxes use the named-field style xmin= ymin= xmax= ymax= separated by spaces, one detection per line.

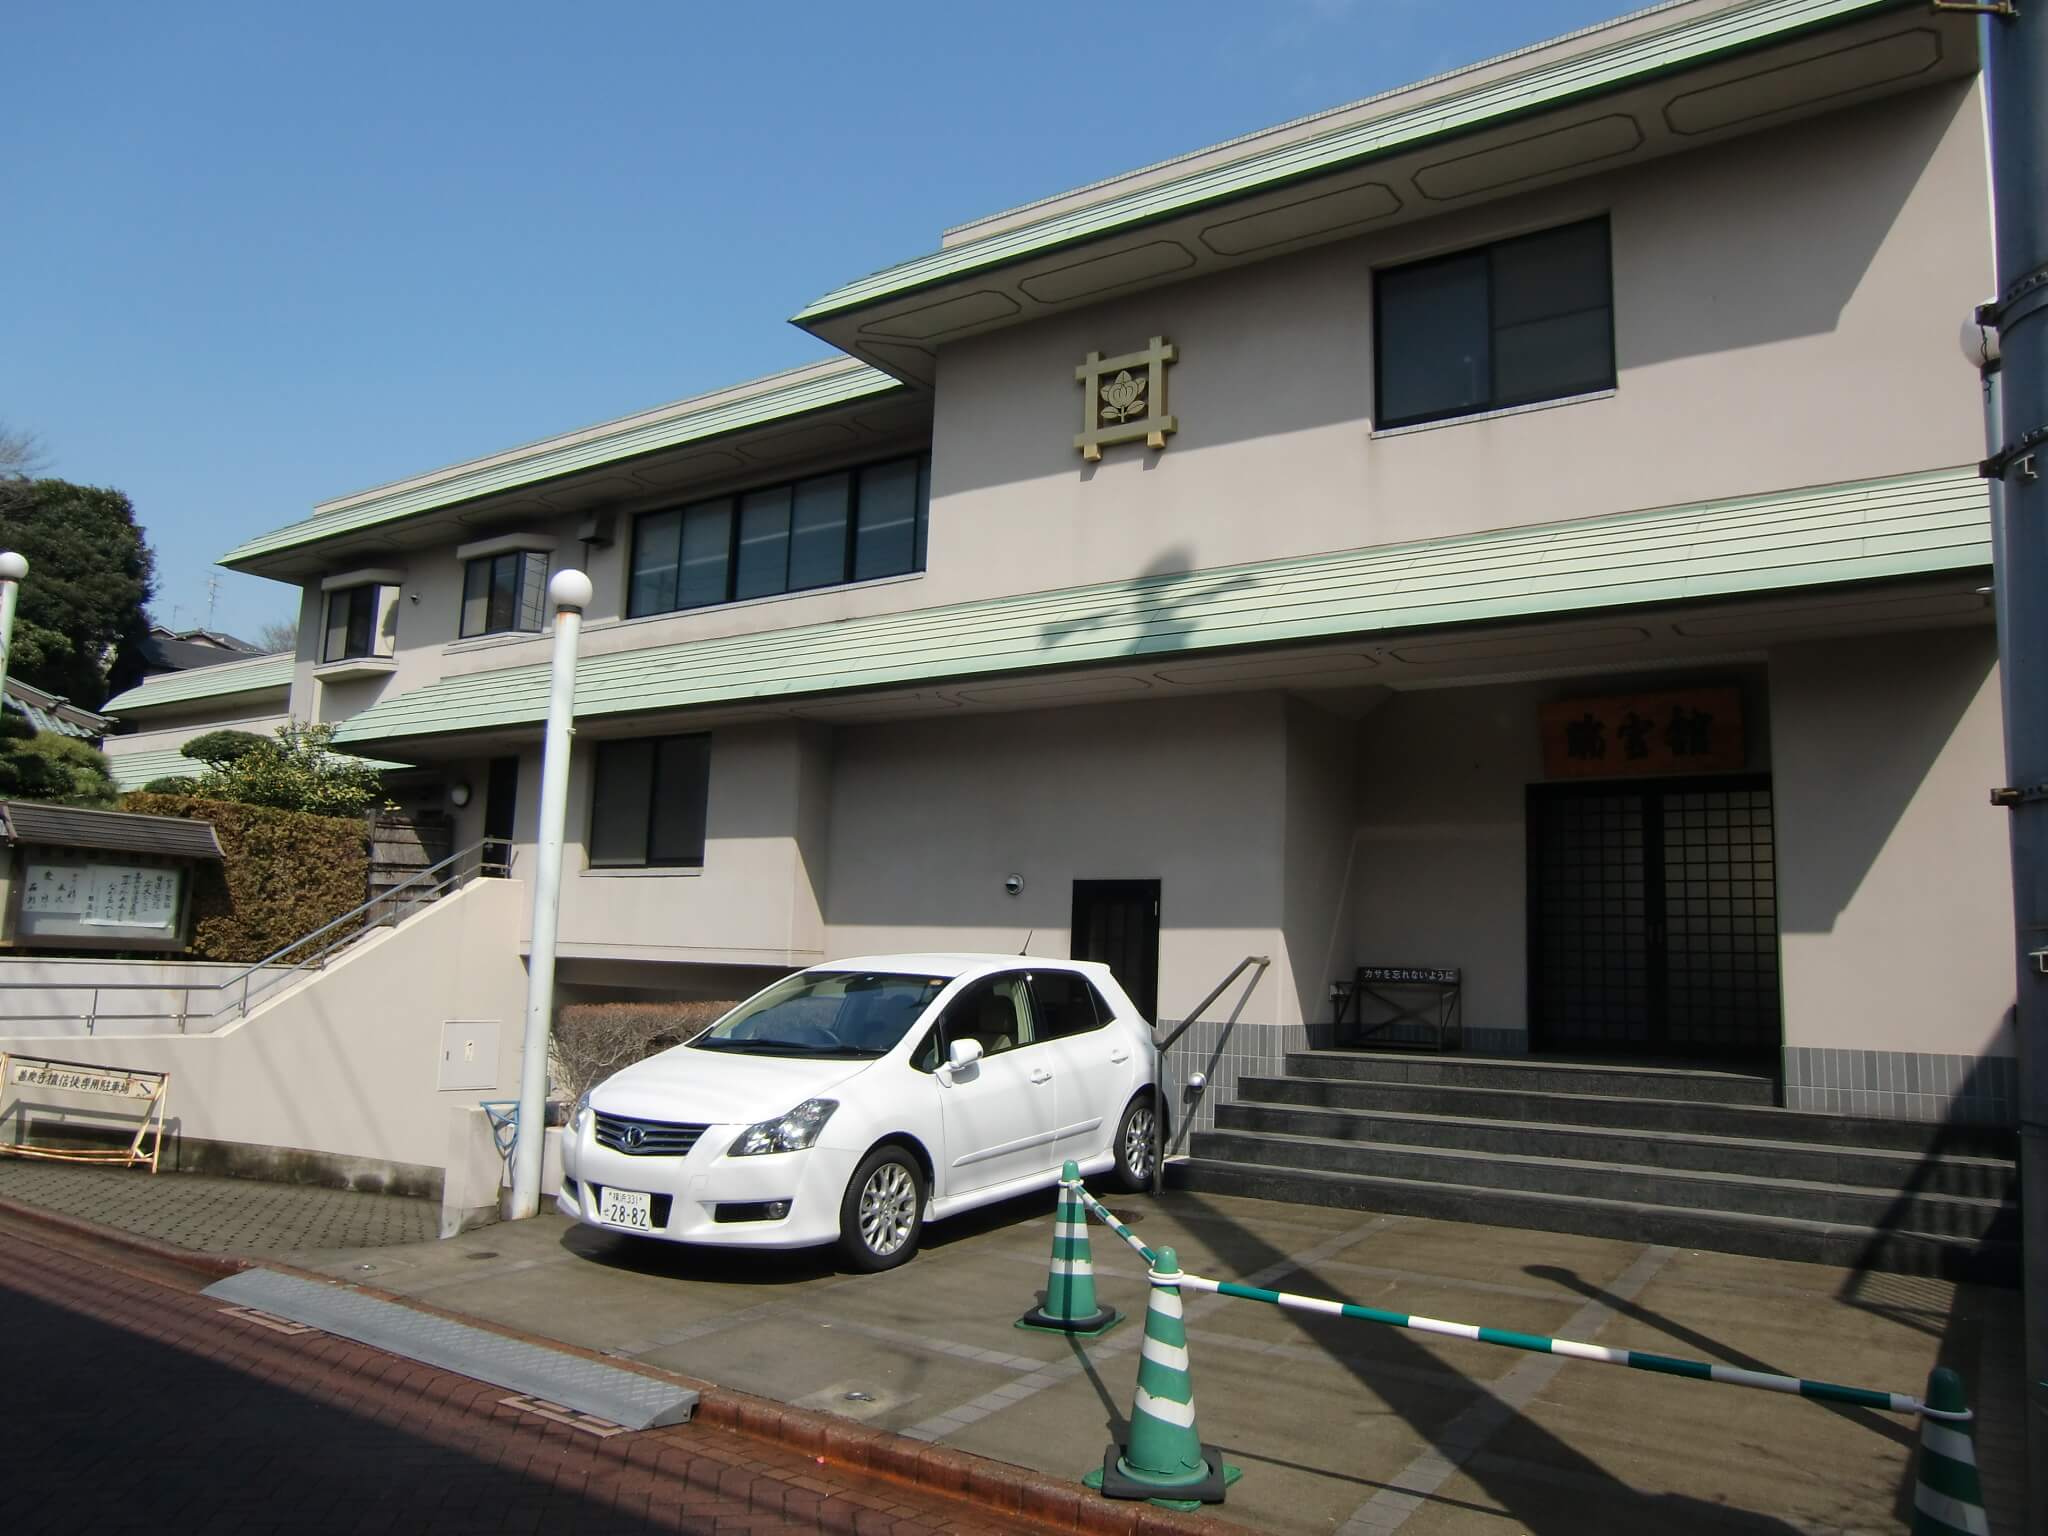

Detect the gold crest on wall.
xmin=1075 ymin=336 xmax=1177 ymax=461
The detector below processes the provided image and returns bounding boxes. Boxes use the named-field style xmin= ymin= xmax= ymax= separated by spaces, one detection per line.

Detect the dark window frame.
xmin=460 ymin=549 xmax=551 ymax=639
xmin=625 ymin=454 xmax=931 ymax=620
xmin=1372 ymin=216 xmax=1615 ymax=431
xmin=586 ymin=732 xmax=712 ymax=870
xmin=322 ymin=584 xmax=389 ymax=663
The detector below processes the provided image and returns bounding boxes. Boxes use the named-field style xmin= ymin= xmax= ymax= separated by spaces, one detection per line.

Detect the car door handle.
xmin=1109 ymin=1049 xmax=1130 ymax=1064
xmin=1029 ymin=1067 xmax=1052 ymax=1084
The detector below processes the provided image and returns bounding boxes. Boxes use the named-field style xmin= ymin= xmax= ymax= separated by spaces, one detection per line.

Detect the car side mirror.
xmin=947 ymin=1038 xmax=984 ymax=1072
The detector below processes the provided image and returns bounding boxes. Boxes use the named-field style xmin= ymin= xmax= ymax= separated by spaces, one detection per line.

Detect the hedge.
xmin=119 ymin=793 xmax=370 ymax=963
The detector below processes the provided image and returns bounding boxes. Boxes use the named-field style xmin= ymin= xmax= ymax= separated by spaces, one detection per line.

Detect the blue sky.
xmin=4 ymin=1 xmax=1629 ymax=642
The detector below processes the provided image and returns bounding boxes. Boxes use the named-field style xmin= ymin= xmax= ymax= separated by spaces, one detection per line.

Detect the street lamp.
xmin=508 ymin=567 xmax=592 ymax=1219
xmin=0 ymin=551 xmax=27 ymax=704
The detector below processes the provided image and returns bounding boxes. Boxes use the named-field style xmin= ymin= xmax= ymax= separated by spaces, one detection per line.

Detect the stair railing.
xmin=1150 ymin=954 xmax=1270 ymax=1195
xmin=0 ymin=837 xmax=513 ymax=1035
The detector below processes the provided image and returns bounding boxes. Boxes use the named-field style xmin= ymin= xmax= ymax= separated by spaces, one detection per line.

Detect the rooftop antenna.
xmin=1018 ymin=929 xmax=1035 ymax=955
xmin=204 ymin=574 xmax=221 ymax=631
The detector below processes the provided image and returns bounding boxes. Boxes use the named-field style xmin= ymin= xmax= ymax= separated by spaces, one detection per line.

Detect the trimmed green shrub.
xmin=180 ymin=721 xmax=388 ymax=819
xmin=0 ymin=729 xmax=118 ymax=807
xmin=552 ymin=999 xmax=737 ymax=1103
xmin=179 ymin=729 xmax=269 ymax=766
xmin=118 ymin=793 xmax=370 ymax=962
xmin=139 ymin=775 xmax=200 ymax=794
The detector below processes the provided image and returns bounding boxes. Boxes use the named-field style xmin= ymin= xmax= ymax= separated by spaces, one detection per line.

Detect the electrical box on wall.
xmin=438 ymin=1020 xmax=500 ymax=1091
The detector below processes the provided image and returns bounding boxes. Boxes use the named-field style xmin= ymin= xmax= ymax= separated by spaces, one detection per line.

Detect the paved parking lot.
xmin=292 ymin=1187 xmax=2025 ymax=1535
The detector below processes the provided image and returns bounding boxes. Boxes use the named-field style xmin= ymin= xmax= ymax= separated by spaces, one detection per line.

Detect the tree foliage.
xmin=0 ymin=477 xmax=156 ymax=707
xmin=176 ymin=721 xmax=387 ymax=819
xmin=0 ymin=727 xmax=119 ymax=808
xmin=255 ymin=617 xmax=300 ymax=655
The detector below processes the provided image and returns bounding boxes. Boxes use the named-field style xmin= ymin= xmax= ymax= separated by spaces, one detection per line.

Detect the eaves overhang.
xmin=101 ymin=654 xmax=294 ymax=716
xmin=794 ymin=0 xmax=1966 ymax=384
xmin=329 ymin=467 xmax=1990 ymax=754
xmin=219 ymin=357 xmax=914 ymax=578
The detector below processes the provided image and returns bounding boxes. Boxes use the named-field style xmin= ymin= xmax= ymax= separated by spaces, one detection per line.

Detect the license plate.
xmin=598 ymin=1187 xmax=653 ymax=1231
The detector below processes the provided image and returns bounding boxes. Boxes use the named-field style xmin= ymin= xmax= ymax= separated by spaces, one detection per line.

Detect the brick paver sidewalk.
xmin=0 ymin=1158 xmax=435 ymax=1251
xmin=0 ymin=1233 xmax=1030 ymax=1535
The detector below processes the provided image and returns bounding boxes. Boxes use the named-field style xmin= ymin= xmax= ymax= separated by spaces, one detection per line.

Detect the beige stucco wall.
xmin=1771 ymin=628 xmax=2013 ymax=1058
xmin=103 ymin=708 xmax=292 ymax=761
xmin=925 ymin=81 xmax=1990 ymax=602
xmin=0 ymin=879 xmax=529 ymax=1177
xmin=820 ymin=693 xmax=1292 ymax=1025
xmin=1280 ymin=699 xmax=1360 ymax=1032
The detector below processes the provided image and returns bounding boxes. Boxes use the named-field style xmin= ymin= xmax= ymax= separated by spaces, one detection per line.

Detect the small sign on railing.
xmin=0 ymin=1052 xmax=170 ymax=1171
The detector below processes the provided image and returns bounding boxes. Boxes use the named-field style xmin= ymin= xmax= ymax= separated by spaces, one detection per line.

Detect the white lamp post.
xmin=0 ymin=551 xmax=27 ymax=705
xmin=508 ymin=567 xmax=592 ymax=1219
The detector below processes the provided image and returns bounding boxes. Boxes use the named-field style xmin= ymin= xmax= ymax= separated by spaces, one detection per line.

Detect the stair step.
xmin=1215 ymin=1101 xmax=2018 ymax=1200
xmin=1285 ymin=1051 xmax=1776 ymax=1104
xmin=1169 ymin=1159 xmax=2021 ymax=1285
xmin=1242 ymin=1074 xmax=2020 ymax=1160
xmin=1190 ymin=1129 xmax=2016 ymax=1240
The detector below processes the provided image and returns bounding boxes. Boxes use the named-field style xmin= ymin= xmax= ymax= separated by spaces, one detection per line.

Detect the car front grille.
xmin=593 ymin=1112 xmax=709 ymax=1157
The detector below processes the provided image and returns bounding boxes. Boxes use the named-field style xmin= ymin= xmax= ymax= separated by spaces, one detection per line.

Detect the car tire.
xmin=1110 ymin=1091 xmax=1161 ymax=1193
xmin=839 ymin=1145 xmax=925 ymax=1272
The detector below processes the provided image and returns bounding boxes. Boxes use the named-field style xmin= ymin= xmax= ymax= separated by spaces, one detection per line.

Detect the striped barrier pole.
xmin=1068 ymin=1182 xmax=1972 ymax=1424
xmin=1065 ymin=1177 xmax=1158 ymax=1266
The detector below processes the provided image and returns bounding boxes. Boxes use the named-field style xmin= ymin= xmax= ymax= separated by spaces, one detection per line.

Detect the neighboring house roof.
xmin=331 ymin=466 xmax=1989 ymax=749
xmin=2 ymin=678 xmax=112 ymax=740
xmin=140 ymin=629 xmax=267 ymax=675
xmin=218 ymin=357 xmax=904 ymax=570
xmin=0 ymin=799 xmax=226 ymax=861
xmin=100 ymin=653 xmax=294 ymax=715
xmin=794 ymin=0 xmax=1910 ymax=327
xmin=100 ymin=742 xmax=412 ymax=791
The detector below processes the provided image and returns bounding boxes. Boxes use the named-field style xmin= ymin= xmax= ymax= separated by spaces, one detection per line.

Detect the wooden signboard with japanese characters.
xmin=7 ymin=851 xmax=192 ymax=953
xmin=1539 ymin=686 xmax=1745 ymax=779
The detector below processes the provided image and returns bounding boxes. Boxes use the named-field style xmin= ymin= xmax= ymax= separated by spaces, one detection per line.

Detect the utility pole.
xmin=0 ymin=552 xmax=26 ymax=702
xmin=1978 ymin=2 xmax=2048 ymax=1522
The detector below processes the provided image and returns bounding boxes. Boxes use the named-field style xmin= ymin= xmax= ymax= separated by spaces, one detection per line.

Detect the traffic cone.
xmin=1911 ymin=1367 xmax=1989 ymax=1536
xmin=1017 ymin=1161 xmax=1122 ymax=1336
xmin=1084 ymin=1245 xmax=1240 ymax=1508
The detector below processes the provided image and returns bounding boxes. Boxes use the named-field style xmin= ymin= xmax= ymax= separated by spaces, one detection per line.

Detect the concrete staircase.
xmin=1173 ymin=1052 xmax=2021 ymax=1282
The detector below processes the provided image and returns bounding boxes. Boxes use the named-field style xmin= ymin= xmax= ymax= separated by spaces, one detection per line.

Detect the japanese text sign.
xmin=1539 ymin=687 xmax=1744 ymax=779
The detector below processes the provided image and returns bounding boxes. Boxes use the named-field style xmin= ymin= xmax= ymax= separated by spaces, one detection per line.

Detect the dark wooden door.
xmin=482 ymin=756 xmax=519 ymax=876
xmin=1071 ymin=879 xmax=1161 ymax=1023
xmin=1527 ymin=777 xmax=1779 ymax=1060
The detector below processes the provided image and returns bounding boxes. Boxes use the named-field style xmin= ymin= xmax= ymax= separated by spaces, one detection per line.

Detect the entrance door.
xmin=1527 ymin=777 xmax=1779 ymax=1060
xmin=1071 ymin=879 xmax=1161 ymax=1023
xmin=482 ymin=756 xmax=519 ymax=876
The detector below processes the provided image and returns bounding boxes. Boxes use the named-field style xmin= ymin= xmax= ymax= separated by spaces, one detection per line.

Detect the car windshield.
xmin=688 ymin=971 xmax=950 ymax=1058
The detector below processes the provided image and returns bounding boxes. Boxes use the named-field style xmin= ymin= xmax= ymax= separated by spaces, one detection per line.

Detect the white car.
xmin=557 ymin=954 xmax=1161 ymax=1270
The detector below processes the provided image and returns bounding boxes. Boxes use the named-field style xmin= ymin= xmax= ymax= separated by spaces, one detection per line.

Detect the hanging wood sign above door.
xmin=1539 ymin=686 xmax=1745 ymax=779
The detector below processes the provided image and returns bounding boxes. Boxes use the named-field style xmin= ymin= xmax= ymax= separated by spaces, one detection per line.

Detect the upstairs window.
xmin=322 ymin=583 xmax=398 ymax=663
xmin=461 ymin=549 xmax=551 ymax=638
xmin=588 ymin=733 xmax=711 ymax=868
xmin=1374 ymin=217 xmax=1614 ymax=430
xmin=627 ymin=455 xmax=929 ymax=619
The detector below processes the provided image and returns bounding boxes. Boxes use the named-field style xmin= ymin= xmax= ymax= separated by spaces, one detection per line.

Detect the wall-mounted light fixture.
xmin=448 ymin=782 xmax=472 ymax=808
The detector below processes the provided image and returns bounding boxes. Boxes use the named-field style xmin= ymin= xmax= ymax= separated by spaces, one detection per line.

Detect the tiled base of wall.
xmin=1463 ymin=1027 xmax=1527 ymax=1056
xmin=1156 ymin=1017 xmax=1305 ymax=1142
xmin=1782 ymin=1046 xmax=2016 ymax=1126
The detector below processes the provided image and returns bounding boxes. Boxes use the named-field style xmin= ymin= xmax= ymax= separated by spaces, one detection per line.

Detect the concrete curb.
xmin=0 ymin=1192 xmax=1246 ymax=1535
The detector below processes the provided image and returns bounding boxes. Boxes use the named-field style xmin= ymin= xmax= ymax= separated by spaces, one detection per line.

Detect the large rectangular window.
xmin=626 ymin=455 xmax=929 ymax=618
xmin=1373 ymin=218 xmax=1613 ymax=430
xmin=588 ymin=734 xmax=711 ymax=868
xmin=322 ymin=585 xmax=395 ymax=662
xmin=460 ymin=549 xmax=550 ymax=638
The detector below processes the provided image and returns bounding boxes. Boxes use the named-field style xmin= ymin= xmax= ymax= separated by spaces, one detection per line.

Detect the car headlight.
xmin=569 ymin=1092 xmax=592 ymax=1134
xmin=728 ymin=1098 xmax=838 ymax=1156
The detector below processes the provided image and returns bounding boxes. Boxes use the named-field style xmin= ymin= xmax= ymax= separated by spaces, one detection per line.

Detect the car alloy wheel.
xmin=858 ymin=1162 xmax=917 ymax=1257
xmin=1122 ymin=1102 xmax=1157 ymax=1182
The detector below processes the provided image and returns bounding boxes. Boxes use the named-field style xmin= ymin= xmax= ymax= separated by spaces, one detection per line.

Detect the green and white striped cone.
xmin=1017 ymin=1162 xmax=1121 ymax=1336
xmin=1084 ymin=1245 xmax=1240 ymax=1508
xmin=1911 ymin=1368 xmax=1988 ymax=1536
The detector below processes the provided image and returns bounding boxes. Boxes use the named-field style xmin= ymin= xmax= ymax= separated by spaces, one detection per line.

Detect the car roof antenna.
xmin=1019 ymin=930 xmax=1035 ymax=956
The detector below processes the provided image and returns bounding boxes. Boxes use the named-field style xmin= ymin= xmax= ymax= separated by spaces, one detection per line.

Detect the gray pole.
xmin=1980 ymin=3 xmax=2048 ymax=1522
xmin=0 ymin=552 xmax=26 ymax=704
xmin=508 ymin=567 xmax=592 ymax=1219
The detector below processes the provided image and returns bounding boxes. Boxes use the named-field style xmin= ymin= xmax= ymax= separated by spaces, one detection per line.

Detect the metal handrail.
xmin=0 ymin=837 xmax=513 ymax=1034
xmin=1150 ymin=953 xmax=1270 ymax=1194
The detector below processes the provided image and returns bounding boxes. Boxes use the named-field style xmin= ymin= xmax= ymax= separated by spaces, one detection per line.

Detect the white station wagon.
xmin=559 ymin=954 xmax=1160 ymax=1269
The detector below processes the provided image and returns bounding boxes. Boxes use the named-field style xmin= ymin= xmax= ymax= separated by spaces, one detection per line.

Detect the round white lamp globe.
xmin=0 ymin=551 xmax=27 ymax=582
xmin=548 ymin=569 xmax=594 ymax=611
xmin=1959 ymin=311 xmax=2001 ymax=371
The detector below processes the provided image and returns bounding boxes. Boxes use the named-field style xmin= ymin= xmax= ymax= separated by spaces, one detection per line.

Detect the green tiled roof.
xmin=220 ymin=359 xmax=904 ymax=568
xmin=333 ymin=467 xmax=1989 ymax=748
xmin=103 ymin=743 xmax=410 ymax=790
xmin=101 ymin=655 xmax=294 ymax=715
xmin=796 ymin=0 xmax=1905 ymax=324
xmin=3 ymin=680 xmax=111 ymax=740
